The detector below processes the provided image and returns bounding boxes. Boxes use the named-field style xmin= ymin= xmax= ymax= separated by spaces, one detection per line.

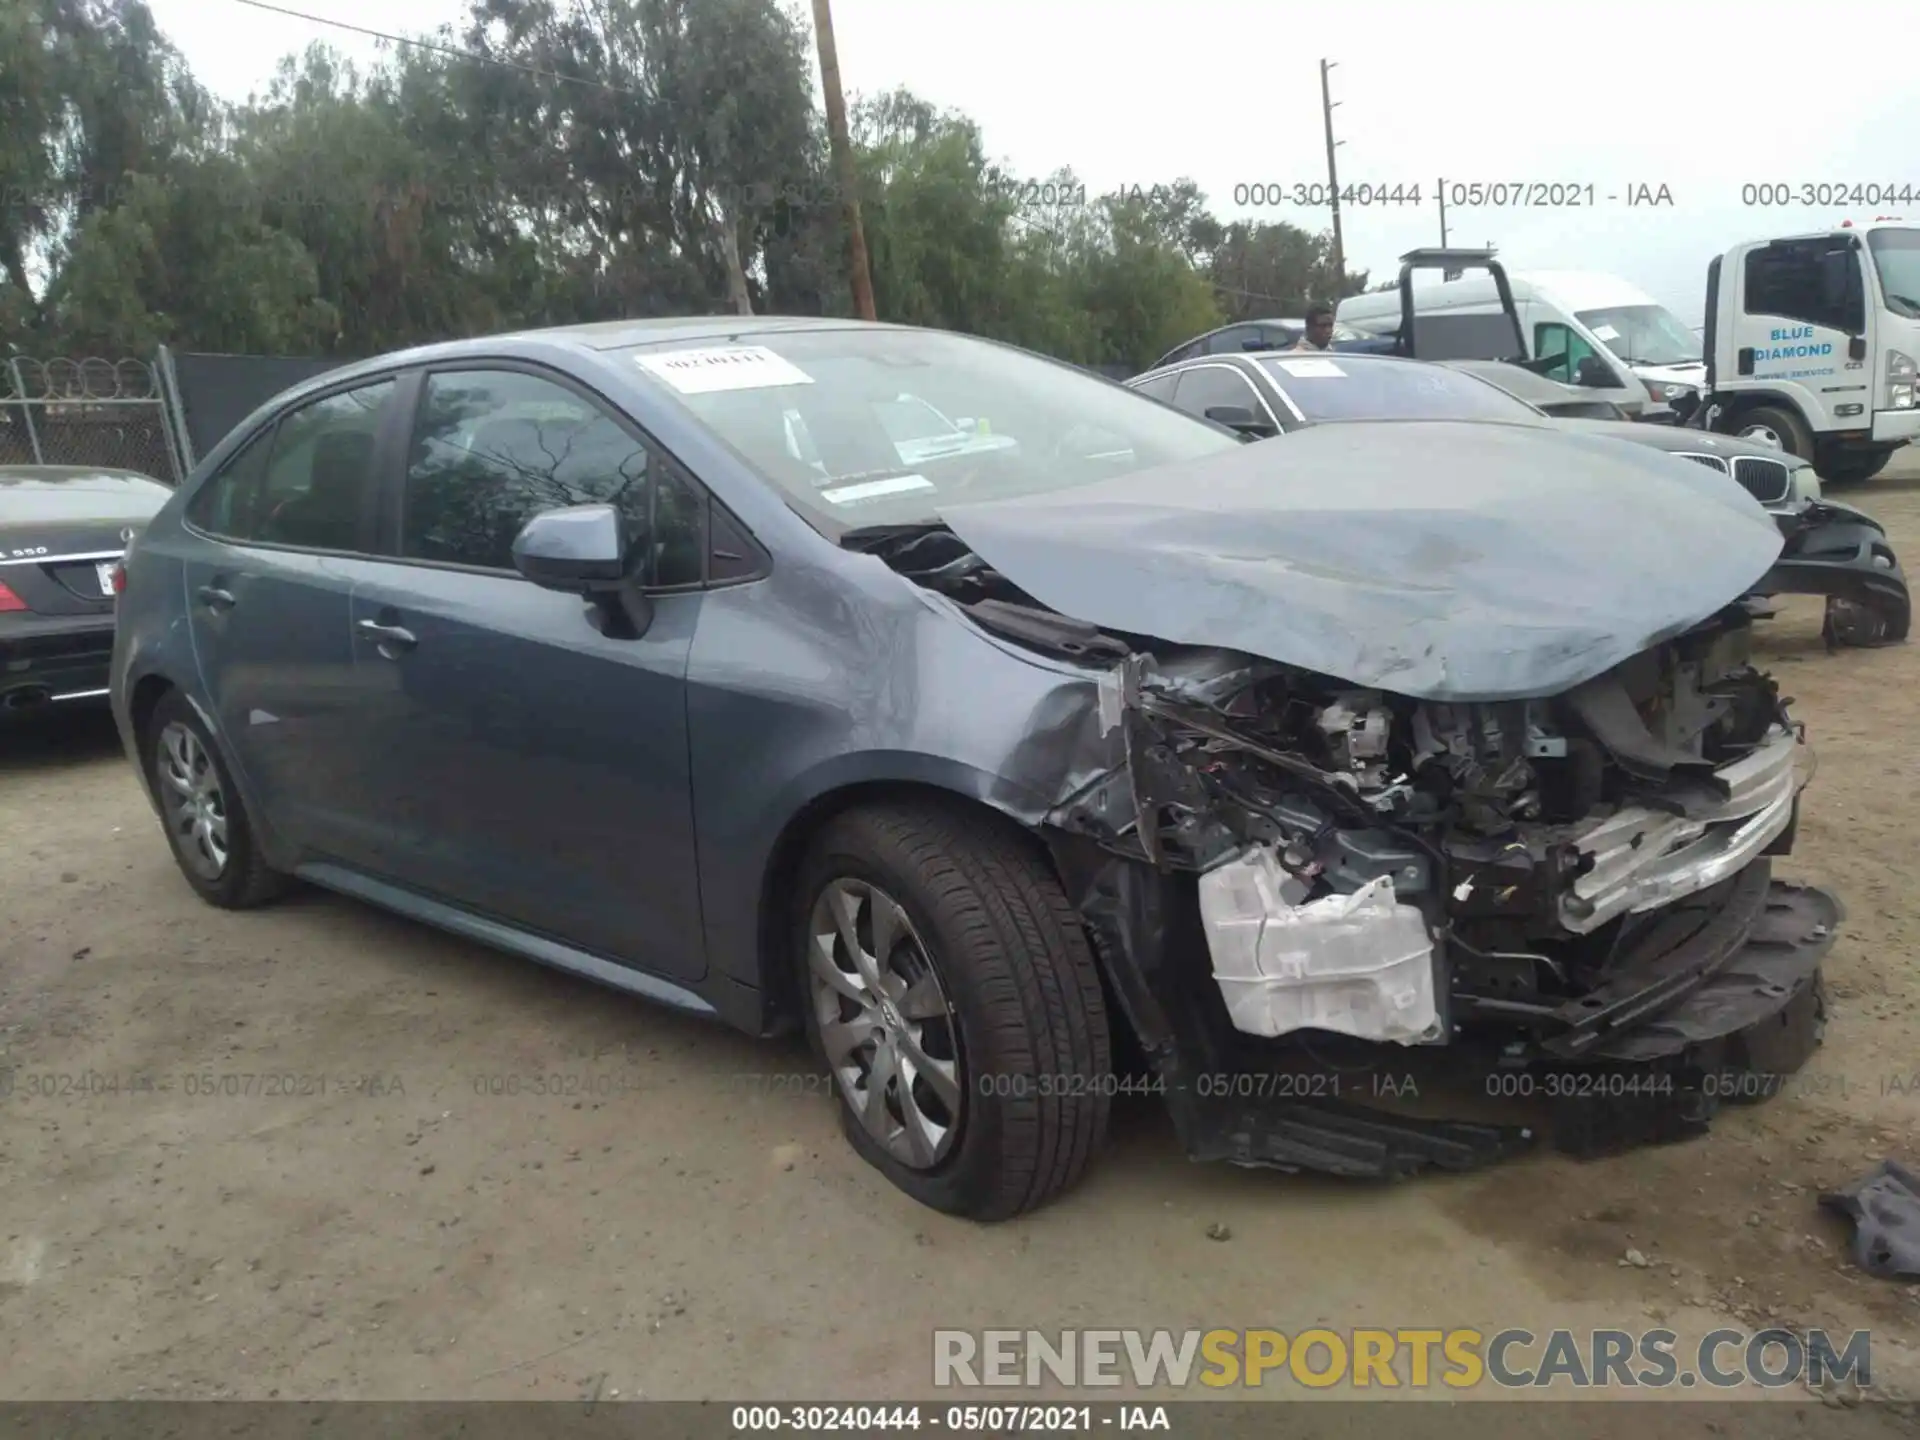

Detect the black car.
xmin=1 ymin=465 xmax=170 ymax=714
xmin=1126 ymin=350 xmax=1909 ymax=646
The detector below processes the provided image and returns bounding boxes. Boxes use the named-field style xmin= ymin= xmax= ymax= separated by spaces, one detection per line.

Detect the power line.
xmin=225 ymin=0 xmax=644 ymax=97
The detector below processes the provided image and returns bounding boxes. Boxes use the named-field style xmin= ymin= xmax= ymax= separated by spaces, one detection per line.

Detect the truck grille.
xmin=1730 ymin=456 xmax=1792 ymax=506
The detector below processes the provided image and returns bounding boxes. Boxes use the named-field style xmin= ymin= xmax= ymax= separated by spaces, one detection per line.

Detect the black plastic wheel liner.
xmin=1760 ymin=509 xmax=1911 ymax=647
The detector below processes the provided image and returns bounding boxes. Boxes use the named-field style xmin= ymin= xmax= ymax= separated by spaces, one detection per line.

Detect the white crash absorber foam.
xmin=1196 ymin=850 xmax=1441 ymax=1044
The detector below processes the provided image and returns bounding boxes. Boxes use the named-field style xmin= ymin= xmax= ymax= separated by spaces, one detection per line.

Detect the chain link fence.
xmin=1 ymin=355 xmax=186 ymax=484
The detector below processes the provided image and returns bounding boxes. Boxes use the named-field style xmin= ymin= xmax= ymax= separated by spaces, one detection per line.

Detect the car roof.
xmin=294 ymin=314 xmax=925 ymax=382
xmin=192 ymin=315 xmax=996 ymax=467
xmin=1136 ymin=349 xmax=1451 ymax=381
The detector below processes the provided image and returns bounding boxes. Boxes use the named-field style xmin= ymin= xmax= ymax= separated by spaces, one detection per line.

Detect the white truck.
xmin=1695 ymin=225 xmax=1920 ymax=482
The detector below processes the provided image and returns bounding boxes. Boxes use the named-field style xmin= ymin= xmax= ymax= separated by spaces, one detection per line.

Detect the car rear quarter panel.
xmin=109 ymin=504 xmax=202 ymax=795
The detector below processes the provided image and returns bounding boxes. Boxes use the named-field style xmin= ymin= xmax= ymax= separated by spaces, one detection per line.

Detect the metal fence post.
xmin=6 ymin=357 xmax=47 ymax=464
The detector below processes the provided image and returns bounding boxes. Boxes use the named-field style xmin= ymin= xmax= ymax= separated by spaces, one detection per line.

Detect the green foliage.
xmin=0 ymin=0 xmax=1368 ymax=370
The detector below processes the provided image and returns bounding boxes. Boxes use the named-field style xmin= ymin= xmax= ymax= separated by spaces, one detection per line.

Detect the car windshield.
xmin=872 ymin=395 xmax=959 ymax=443
xmin=625 ymin=328 xmax=1240 ymax=527
xmin=1866 ymin=228 xmax=1920 ymax=317
xmin=1573 ymin=303 xmax=1701 ymax=366
xmin=1255 ymin=355 xmax=1544 ymax=423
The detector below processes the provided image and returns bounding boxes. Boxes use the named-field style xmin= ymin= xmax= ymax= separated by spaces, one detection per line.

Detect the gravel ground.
xmin=3 ymin=455 xmax=1919 ymax=1422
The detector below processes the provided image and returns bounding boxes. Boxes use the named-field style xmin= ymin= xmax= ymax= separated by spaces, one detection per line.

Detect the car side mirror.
xmin=512 ymin=503 xmax=657 ymax=639
xmin=1205 ymin=405 xmax=1279 ymax=439
xmin=1573 ymin=355 xmax=1619 ymax=389
xmin=511 ymin=504 xmax=632 ymax=592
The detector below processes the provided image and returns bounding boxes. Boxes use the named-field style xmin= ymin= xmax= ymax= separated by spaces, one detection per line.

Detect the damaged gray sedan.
xmin=110 ymin=318 xmax=1839 ymax=1221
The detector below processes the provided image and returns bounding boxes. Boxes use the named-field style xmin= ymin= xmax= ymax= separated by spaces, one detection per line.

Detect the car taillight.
xmin=0 ymin=579 xmax=29 ymax=612
xmin=109 ymin=559 xmax=127 ymax=595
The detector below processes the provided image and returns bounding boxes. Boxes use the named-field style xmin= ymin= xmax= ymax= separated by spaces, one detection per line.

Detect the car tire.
xmin=1725 ymin=404 xmax=1813 ymax=460
xmin=1817 ymin=452 xmax=1892 ymax=485
xmin=794 ymin=801 xmax=1111 ymax=1220
xmin=145 ymin=691 xmax=290 ymax=909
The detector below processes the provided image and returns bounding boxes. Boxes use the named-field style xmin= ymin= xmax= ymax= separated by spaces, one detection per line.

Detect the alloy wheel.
xmin=158 ymin=721 xmax=229 ymax=880
xmin=807 ymin=878 xmax=964 ymax=1169
xmin=1738 ymin=423 xmax=1785 ymax=450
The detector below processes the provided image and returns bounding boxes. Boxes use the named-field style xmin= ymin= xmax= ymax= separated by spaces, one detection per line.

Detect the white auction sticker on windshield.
xmin=635 ymin=345 xmax=814 ymax=393
xmin=1274 ymin=357 xmax=1346 ymax=378
xmin=820 ymin=474 xmax=936 ymax=504
xmin=1590 ymin=323 xmax=1621 ymax=341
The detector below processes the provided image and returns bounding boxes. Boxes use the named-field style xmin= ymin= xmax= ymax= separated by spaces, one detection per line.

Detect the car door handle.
xmin=356 ymin=619 xmax=417 ymax=651
xmin=196 ymin=585 xmax=236 ymax=611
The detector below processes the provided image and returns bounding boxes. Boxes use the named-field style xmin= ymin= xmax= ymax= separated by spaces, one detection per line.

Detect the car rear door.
xmin=340 ymin=363 xmax=711 ymax=981
xmin=180 ymin=375 xmax=406 ymax=860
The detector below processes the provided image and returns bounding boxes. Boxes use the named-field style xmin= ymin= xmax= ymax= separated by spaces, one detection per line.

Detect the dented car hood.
xmin=938 ymin=420 xmax=1784 ymax=701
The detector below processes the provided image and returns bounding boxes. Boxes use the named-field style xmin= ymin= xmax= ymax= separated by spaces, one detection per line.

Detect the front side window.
xmin=186 ymin=379 xmax=396 ymax=549
xmin=627 ymin=329 xmax=1239 ymax=530
xmin=1534 ymin=322 xmax=1599 ymax=385
xmin=1744 ymin=241 xmax=1866 ymax=333
xmin=401 ymin=369 xmax=703 ymax=584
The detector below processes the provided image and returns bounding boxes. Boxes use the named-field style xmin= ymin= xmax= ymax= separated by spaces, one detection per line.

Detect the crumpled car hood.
xmin=938 ymin=420 xmax=1784 ymax=701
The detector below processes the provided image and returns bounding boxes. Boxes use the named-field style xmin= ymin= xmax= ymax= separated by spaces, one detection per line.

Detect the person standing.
xmin=1289 ymin=306 xmax=1337 ymax=352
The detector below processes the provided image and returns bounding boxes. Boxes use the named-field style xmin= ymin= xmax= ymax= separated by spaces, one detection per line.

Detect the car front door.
xmin=180 ymin=376 xmax=404 ymax=861
xmin=341 ymin=364 xmax=711 ymax=981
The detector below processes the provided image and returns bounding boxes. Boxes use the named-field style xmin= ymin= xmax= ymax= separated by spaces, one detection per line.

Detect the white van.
xmin=1338 ymin=272 xmax=1704 ymax=420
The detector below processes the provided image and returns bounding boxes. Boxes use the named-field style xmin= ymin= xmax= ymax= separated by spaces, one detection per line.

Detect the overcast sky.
xmin=148 ymin=0 xmax=1920 ymax=325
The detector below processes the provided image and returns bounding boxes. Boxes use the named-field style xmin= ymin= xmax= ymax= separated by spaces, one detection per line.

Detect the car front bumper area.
xmin=1 ymin=613 xmax=116 ymax=712
xmin=1044 ymin=729 xmax=1839 ymax=1182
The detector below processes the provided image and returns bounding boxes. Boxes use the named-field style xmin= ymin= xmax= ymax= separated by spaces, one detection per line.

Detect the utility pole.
xmin=811 ymin=0 xmax=876 ymax=321
xmin=1319 ymin=59 xmax=1345 ymax=289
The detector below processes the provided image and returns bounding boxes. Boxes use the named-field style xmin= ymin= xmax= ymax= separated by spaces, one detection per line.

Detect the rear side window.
xmin=1170 ymin=365 xmax=1268 ymax=419
xmin=186 ymin=379 xmax=396 ymax=550
xmin=400 ymin=369 xmax=705 ymax=584
xmin=1131 ymin=372 xmax=1179 ymax=403
xmin=185 ymin=427 xmax=272 ymax=537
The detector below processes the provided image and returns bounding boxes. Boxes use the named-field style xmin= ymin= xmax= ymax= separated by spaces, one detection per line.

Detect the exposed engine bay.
xmin=853 ymin=520 xmax=1838 ymax=1175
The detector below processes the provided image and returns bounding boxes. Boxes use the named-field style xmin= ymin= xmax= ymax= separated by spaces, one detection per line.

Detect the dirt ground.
xmin=4 ymin=456 xmax=1920 ymax=1422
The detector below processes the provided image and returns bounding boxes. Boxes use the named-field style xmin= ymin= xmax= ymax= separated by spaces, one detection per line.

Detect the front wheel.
xmin=794 ymin=802 xmax=1111 ymax=1220
xmin=1725 ymin=404 xmax=1813 ymax=460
